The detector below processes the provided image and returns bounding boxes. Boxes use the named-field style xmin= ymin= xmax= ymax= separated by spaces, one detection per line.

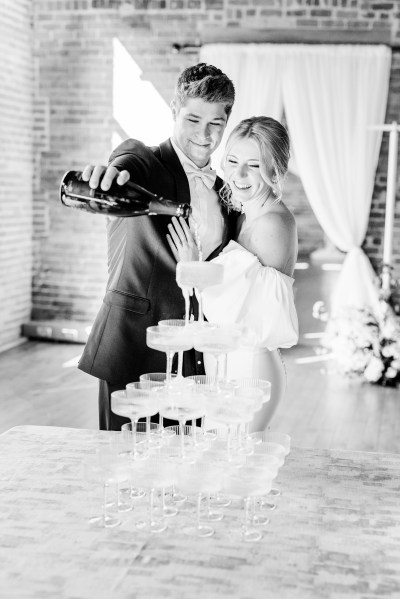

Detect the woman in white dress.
xmin=167 ymin=116 xmax=298 ymax=431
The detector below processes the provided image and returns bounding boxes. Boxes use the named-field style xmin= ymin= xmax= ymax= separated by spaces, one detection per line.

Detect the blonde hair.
xmin=220 ymin=116 xmax=290 ymax=209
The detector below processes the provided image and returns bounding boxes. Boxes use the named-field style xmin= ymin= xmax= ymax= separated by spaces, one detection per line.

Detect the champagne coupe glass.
xmin=230 ymin=379 xmax=272 ymax=452
xmin=134 ymin=457 xmax=168 ymax=534
xmin=121 ymin=421 xmax=164 ymax=501
xmin=251 ymin=436 xmax=286 ymax=465
xmin=194 ymin=324 xmax=242 ymax=383
xmin=126 ymin=381 xmax=161 ymax=451
xmin=248 ymin=431 xmax=287 ymax=509
xmin=158 ymin=319 xmax=195 ymax=379
xmin=139 ymin=414 xmax=164 ymax=450
xmin=250 ymin=431 xmax=291 ymax=499
xmin=249 ymin=431 xmax=291 ymax=456
xmin=244 ymin=453 xmax=280 ymax=525
xmin=205 ymin=387 xmax=258 ymax=463
xmin=111 ymin=385 xmax=158 ymax=459
xmin=163 ymin=424 xmax=203 ymax=506
xmin=197 ymin=442 xmax=234 ymax=518
xmin=140 ymin=372 xmax=176 ymax=384
xmin=152 ymin=446 xmax=181 ymax=518
xmin=109 ymin=431 xmax=135 ymax=513
xmin=157 ymin=320 xmax=199 ymax=437
xmin=83 ymin=443 xmax=131 ymax=528
xmin=176 ymin=461 xmax=224 ymax=538
xmin=83 ymin=455 xmax=119 ymax=528
xmin=175 ymin=372 xmax=212 ymax=443
xmin=135 ymin=376 xmax=164 ymax=444
xmin=232 ymin=386 xmax=265 ymax=453
xmin=224 ymin=463 xmax=274 ymax=542
xmin=121 ymin=421 xmax=163 ymax=452
xmin=186 ymin=374 xmax=236 ymax=440
xmin=110 ymin=389 xmax=144 ymax=460
xmin=146 ymin=324 xmax=193 ymax=384
xmin=176 ymin=261 xmax=224 ymax=323
xmin=155 ymin=386 xmax=205 ymax=462
xmin=139 ymin=371 xmax=177 ymax=436
xmin=165 ymin=423 xmax=209 ymax=455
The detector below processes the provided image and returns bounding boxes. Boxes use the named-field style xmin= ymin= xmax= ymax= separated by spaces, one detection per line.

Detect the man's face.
xmin=172 ymin=97 xmax=228 ymax=168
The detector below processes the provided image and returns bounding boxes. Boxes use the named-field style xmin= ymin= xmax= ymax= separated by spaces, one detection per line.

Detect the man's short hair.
xmin=174 ymin=63 xmax=235 ymax=117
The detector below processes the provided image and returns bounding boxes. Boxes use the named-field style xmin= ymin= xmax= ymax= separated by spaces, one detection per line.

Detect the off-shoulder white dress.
xmin=202 ymin=239 xmax=299 ymax=430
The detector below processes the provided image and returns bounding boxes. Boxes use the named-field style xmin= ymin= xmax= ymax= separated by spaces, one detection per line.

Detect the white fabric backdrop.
xmin=200 ymin=43 xmax=392 ymax=320
xmin=200 ymin=44 xmax=285 ymax=175
xmin=281 ymin=44 xmax=391 ymax=317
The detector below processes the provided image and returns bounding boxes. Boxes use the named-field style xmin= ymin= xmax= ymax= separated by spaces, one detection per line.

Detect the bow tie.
xmin=184 ymin=164 xmax=217 ymax=190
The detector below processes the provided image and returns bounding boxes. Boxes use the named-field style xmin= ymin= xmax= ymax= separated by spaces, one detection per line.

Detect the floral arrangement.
xmin=322 ymin=301 xmax=400 ymax=387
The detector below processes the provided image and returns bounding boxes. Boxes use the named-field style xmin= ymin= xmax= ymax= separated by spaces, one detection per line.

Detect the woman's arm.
xmin=242 ymin=210 xmax=298 ymax=277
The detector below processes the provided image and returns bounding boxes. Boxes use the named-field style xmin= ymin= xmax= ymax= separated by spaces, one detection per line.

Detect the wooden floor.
xmin=1 ymin=262 xmax=399 ymax=453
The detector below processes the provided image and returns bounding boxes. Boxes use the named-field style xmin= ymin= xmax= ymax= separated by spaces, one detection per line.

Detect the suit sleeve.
xmin=105 ymin=139 xmax=154 ymax=281
xmin=108 ymin=139 xmax=153 ymax=187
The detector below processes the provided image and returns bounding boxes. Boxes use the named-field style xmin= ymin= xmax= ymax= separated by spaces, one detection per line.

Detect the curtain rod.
xmin=171 ymin=41 xmax=400 ymax=53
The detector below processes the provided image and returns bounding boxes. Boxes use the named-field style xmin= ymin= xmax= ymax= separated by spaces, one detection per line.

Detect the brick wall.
xmin=31 ymin=5 xmax=113 ymax=323
xmin=364 ymin=50 xmax=400 ymax=312
xmin=0 ymin=0 xmax=33 ymax=351
xmin=2 ymin=0 xmax=399 ymax=350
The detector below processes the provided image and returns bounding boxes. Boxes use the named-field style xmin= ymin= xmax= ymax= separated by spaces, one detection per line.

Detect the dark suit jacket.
xmin=78 ymin=138 xmax=238 ymax=387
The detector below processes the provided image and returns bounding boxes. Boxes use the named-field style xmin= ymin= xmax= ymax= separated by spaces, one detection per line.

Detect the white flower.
xmin=349 ymin=350 xmax=371 ymax=372
xmin=331 ymin=337 xmax=352 ymax=355
xmin=327 ymin=305 xmax=400 ymax=386
xmin=364 ymin=356 xmax=385 ymax=382
xmin=381 ymin=318 xmax=400 ymax=339
xmin=382 ymin=344 xmax=396 ymax=358
xmin=385 ymin=367 xmax=398 ymax=379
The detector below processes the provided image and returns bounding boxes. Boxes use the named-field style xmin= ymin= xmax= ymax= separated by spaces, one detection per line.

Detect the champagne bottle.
xmin=59 ymin=170 xmax=191 ymax=218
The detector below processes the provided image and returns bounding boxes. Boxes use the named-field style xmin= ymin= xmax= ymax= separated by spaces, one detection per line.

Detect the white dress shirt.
xmin=171 ymin=139 xmax=225 ymax=260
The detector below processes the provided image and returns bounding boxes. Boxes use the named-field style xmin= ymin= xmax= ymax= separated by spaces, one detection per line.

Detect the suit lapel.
xmin=156 ymin=141 xmax=239 ymax=259
xmin=158 ymin=139 xmax=191 ymax=205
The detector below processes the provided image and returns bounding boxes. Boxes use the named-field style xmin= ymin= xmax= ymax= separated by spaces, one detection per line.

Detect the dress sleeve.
xmin=202 ymin=241 xmax=299 ymax=351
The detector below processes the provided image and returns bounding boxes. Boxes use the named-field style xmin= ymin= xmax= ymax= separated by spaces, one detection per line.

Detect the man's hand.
xmin=167 ymin=217 xmax=199 ymax=262
xmin=81 ymin=165 xmax=130 ymax=191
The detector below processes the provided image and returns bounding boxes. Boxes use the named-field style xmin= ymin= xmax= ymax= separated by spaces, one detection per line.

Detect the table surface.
xmin=1 ymin=425 xmax=400 ymax=599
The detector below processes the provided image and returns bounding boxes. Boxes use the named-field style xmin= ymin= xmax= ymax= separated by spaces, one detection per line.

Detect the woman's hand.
xmin=167 ymin=217 xmax=199 ymax=262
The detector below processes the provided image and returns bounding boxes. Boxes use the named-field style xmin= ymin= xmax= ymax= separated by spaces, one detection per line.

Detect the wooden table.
xmin=1 ymin=425 xmax=400 ymax=598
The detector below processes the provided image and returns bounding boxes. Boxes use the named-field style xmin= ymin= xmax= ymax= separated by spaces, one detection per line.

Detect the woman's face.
xmin=224 ymin=137 xmax=271 ymax=204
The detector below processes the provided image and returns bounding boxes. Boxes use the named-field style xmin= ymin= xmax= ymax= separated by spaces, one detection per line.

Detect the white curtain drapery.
xmin=200 ymin=44 xmax=285 ymax=175
xmin=200 ymin=43 xmax=392 ymax=321
xmin=281 ymin=44 xmax=391 ymax=318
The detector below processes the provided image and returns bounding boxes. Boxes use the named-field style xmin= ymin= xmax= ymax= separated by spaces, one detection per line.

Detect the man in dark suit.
xmin=78 ymin=63 xmax=237 ymax=430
